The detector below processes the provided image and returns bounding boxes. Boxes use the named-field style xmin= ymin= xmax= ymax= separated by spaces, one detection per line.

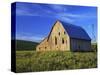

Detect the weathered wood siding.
xmin=36 ymin=38 xmax=50 ymax=51
xmin=48 ymin=21 xmax=70 ymax=51
xmin=70 ymin=38 xmax=91 ymax=51
xmin=36 ymin=21 xmax=70 ymax=51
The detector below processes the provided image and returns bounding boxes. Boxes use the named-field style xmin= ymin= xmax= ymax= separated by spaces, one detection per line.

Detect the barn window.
xmin=47 ymin=37 xmax=49 ymax=42
xmin=64 ymin=31 xmax=66 ymax=34
xmin=55 ymin=37 xmax=57 ymax=45
xmin=58 ymin=32 xmax=60 ymax=36
xmin=62 ymin=38 xmax=64 ymax=44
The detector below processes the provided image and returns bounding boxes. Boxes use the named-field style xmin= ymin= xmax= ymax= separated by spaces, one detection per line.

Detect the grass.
xmin=16 ymin=51 xmax=97 ymax=73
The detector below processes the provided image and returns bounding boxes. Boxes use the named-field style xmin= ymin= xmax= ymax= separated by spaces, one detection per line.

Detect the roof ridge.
xmin=59 ymin=20 xmax=81 ymax=28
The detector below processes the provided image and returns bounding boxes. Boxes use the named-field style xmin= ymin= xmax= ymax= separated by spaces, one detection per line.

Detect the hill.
xmin=16 ymin=40 xmax=39 ymax=51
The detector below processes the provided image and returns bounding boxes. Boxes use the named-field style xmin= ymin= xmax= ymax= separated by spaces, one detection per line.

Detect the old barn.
xmin=36 ymin=20 xmax=91 ymax=51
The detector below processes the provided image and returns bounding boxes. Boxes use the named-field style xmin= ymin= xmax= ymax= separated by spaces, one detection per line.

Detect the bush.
xmin=91 ymin=43 xmax=97 ymax=52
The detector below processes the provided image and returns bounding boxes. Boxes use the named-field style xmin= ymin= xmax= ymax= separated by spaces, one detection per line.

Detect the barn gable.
xmin=47 ymin=20 xmax=70 ymax=51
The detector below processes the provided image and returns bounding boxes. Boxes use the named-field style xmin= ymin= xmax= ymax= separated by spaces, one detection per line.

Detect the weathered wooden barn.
xmin=36 ymin=20 xmax=91 ymax=51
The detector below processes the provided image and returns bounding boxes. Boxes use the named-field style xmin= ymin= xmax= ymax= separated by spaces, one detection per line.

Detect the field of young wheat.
xmin=16 ymin=51 xmax=97 ymax=73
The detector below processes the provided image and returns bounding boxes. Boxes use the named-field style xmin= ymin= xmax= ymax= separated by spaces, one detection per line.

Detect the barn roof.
xmin=60 ymin=21 xmax=91 ymax=40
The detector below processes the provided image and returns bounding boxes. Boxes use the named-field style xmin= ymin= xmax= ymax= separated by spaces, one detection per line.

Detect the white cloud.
xmin=57 ymin=12 xmax=96 ymax=18
xmin=49 ymin=5 xmax=68 ymax=12
xmin=16 ymin=8 xmax=41 ymax=16
xmin=16 ymin=34 xmax=44 ymax=43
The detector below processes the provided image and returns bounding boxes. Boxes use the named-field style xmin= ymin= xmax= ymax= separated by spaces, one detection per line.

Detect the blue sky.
xmin=15 ymin=2 xmax=97 ymax=42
